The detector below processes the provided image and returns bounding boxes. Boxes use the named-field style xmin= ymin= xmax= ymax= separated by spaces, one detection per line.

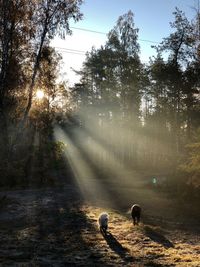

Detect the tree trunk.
xmin=0 ymin=105 xmax=9 ymax=163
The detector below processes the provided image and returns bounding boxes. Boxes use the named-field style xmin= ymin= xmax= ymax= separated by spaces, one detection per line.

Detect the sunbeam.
xmin=53 ymin=125 xmax=114 ymax=207
xmin=71 ymin=111 xmax=172 ymax=176
xmin=53 ymin=121 xmax=174 ymax=216
xmin=63 ymin=124 xmax=171 ymax=210
xmin=77 ymin=109 xmax=174 ymax=168
xmin=68 ymin=125 xmax=141 ymax=187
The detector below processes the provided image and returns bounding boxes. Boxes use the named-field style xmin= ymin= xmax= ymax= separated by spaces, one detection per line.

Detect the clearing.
xmin=0 ymin=172 xmax=199 ymax=266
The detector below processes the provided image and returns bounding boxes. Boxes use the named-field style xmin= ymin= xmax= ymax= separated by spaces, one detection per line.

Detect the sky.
xmin=50 ymin=0 xmax=198 ymax=86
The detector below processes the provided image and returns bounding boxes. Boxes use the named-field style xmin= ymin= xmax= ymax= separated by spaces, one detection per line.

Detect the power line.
xmin=139 ymin=38 xmax=159 ymax=44
xmin=56 ymin=50 xmax=86 ymax=56
xmin=52 ymin=26 xmax=160 ymax=56
xmin=55 ymin=47 xmax=149 ymax=63
xmin=71 ymin=26 xmax=106 ymax=35
xmin=54 ymin=47 xmax=86 ymax=55
xmin=52 ymin=24 xmax=161 ymax=57
xmin=71 ymin=26 xmax=160 ymax=44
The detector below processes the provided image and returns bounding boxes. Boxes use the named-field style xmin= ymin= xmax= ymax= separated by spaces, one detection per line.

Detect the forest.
xmin=0 ymin=1 xmax=199 ymax=197
xmin=0 ymin=1 xmax=200 ymax=266
xmin=71 ymin=8 xmax=200 ymax=200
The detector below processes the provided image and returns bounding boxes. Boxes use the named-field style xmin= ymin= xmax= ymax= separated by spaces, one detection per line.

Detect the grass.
xmin=0 ymin=187 xmax=200 ymax=266
xmin=81 ymin=205 xmax=200 ymax=266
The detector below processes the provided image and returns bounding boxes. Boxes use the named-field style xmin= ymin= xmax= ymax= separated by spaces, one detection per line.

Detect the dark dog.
xmin=98 ymin=212 xmax=109 ymax=234
xmin=131 ymin=204 xmax=141 ymax=225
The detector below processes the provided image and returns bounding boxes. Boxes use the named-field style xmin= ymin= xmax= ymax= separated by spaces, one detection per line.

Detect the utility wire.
xmin=52 ymin=25 xmax=161 ymax=57
xmin=56 ymin=50 xmax=86 ymax=56
xmin=54 ymin=47 xmax=86 ymax=55
xmin=55 ymin=47 xmax=149 ymax=63
xmin=71 ymin=26 xmax=106 ymax=35
xmin=71 ymin=26 xmax=160 ymax=44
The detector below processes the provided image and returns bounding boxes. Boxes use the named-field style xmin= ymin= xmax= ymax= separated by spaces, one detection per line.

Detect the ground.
xmin=0 ymin=175 xmax=199 ymax=267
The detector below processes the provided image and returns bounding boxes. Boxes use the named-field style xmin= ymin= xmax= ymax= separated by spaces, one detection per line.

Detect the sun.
xmin=36 ymin=90 xmax=44 ymax=100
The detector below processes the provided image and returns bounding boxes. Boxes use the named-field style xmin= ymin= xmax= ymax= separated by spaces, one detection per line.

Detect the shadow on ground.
xmin=102 ymin=231 xmax=135 ymax=263
xmin=143 ymin=225 xmax=174 ymax=248
xmin=0 ymin=188 xmax=111 ymax=266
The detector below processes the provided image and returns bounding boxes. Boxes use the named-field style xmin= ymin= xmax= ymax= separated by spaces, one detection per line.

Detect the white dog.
xmin=98 ymin=212 xmax=109 ymax=234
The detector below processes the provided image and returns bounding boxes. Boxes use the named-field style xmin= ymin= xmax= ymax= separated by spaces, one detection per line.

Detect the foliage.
xmin=76 ymin=10 xmax=142 ymax=126
xmin=0 ymin=4 xmax=200 ymax=191
xmin=179 ymin=138 xmax=200 ymax=188
xmin=0 ymin=0 xmax=83 ymax=187
xmin=72 ymin=7 xmax=200 ymax=191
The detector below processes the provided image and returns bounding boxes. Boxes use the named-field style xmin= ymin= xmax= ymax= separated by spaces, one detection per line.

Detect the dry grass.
xmin=81 ymin=205 xmax=200 ymax=266
xmin=0 ymin=188 xmax=199 ymax=266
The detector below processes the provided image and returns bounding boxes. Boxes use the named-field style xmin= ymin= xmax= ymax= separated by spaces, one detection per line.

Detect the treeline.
xmin=0 ymin=0 xmax=83 ymax=187
xmin=72 ymin=9 xmax=200 ymax=196
xmin=0 ymin=2 xmax=200 ymax=195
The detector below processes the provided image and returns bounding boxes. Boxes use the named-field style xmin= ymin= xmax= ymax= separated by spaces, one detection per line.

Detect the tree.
xmin=73 ymin=11 xmax=144 ymax=168
xmin=22 ymin=0 xmax=83 ymax=123
xmin=179 ymin=130 xmax=200 ymax=197
xmin=106 ymin=10 xmax=142 ymax=123
xmin=0 ymin=0 xmax=34 ymax=159
xmin=0 ymin=1 xmax=83 ymax=186
xmin=150 ymin=8 xmax=195 ymax=153
xmin=77 ymin=11 xmax=142 ymax=126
